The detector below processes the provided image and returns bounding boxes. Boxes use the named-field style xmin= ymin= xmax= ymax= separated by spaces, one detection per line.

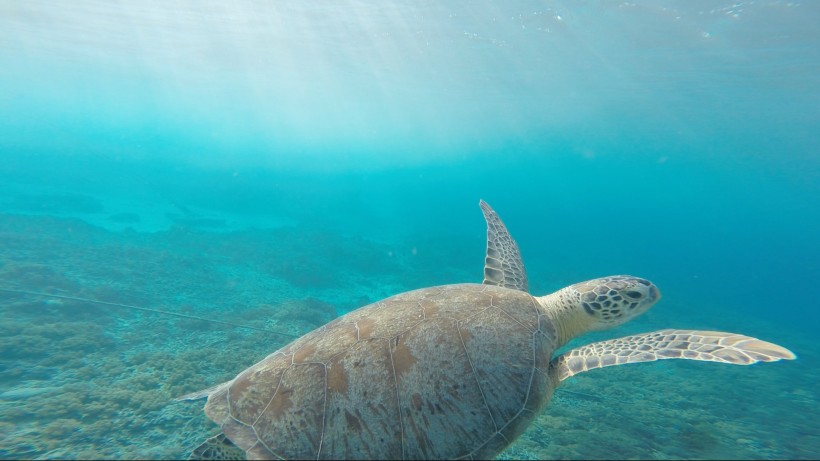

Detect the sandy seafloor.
xmin=0 ymin=198 xmax=816 ymax=460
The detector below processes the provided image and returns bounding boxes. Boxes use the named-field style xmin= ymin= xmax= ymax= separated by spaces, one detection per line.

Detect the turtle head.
xmin=537 ymin=275 xmax=661 ymax=346
xmin=569 ymin=275 xmax=661 ymax=331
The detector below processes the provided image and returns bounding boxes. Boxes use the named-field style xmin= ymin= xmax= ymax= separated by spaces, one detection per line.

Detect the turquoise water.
xmin=1 ymin=1 xmax=818 ymax=459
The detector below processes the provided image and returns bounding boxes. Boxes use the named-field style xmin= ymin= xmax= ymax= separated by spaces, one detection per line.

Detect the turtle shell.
xmin=201 ymin=283 xmax=557 ymax=460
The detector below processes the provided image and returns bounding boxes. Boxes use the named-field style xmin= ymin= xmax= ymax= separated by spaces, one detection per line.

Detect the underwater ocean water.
xmin=0 ymin=0 xmax=818 ymax=459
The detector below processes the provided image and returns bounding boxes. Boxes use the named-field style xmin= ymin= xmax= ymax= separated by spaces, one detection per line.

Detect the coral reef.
xmin=269 ymin=296 xmax=337 ymax=329
xmin=0 ymin=212 xmax=816 ymax=460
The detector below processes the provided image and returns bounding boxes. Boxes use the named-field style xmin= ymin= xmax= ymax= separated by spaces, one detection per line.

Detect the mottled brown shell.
xmin=202 ymin=283 xmax=557 ymax=460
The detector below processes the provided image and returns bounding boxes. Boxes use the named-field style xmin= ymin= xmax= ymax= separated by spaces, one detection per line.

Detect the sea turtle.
xmin=178 ymin=200 xmax=795 ymax=460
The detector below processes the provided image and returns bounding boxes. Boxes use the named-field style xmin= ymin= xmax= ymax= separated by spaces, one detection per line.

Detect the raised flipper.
xmin=549 ymin=329 xmax=796 ymax=383
xmin=188 ymin=433 xmax=245 ymax=460
xmin=479 ymin=199 xmax=528 ymax=292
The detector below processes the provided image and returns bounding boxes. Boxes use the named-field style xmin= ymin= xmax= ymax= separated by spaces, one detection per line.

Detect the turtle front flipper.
xmin=549 ymin=329 xmax=796 ymax=383
xmin=479 ymin=199 xmax=528 ymax=292
xmin=188 ymin=433 xmax=245 ymax=460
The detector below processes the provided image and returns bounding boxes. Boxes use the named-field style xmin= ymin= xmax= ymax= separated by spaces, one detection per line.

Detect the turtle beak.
xmin=648 ymin=285 xmax=661 ymax=303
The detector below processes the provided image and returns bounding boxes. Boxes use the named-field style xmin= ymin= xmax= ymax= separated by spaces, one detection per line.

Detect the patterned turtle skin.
xmin=180 ymin=200 xmax=794 ymax=460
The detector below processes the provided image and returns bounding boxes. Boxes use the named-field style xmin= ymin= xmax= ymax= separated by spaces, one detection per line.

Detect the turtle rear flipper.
xmin=189 ymin=433 xmax=245 ymax=461
xmin=176 ymin=381 xmax=232 ymax=401
xmin=549 ymin=329 xmax=796 ymax=383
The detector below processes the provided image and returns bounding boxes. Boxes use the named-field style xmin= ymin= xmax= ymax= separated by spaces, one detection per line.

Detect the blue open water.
xmin=0 ymin=1 xmax=818 ymax=459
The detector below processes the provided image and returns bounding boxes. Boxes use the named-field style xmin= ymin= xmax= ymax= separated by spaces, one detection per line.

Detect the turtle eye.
xmin=625 ymin=291 xmax=643 ymax=299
